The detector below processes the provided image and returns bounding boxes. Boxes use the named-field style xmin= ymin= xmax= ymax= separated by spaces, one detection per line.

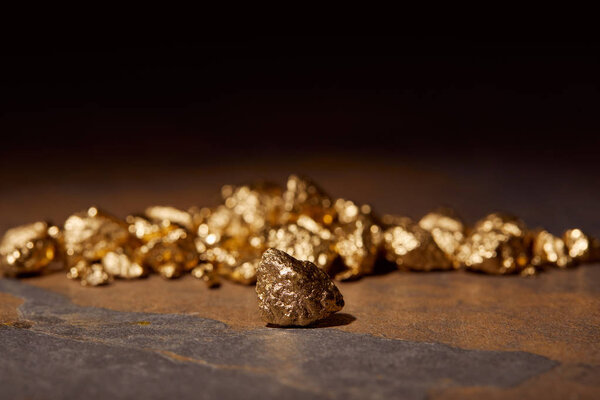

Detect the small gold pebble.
xmin=256 ymin=248 xmax=344 ymax=326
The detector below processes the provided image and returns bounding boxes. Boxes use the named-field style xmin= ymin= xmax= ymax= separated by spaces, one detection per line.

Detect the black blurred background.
xmin=2 ymin=35 xmax=599 ymax=166
xmin=1 ymin=35 xmax=599 ymax=233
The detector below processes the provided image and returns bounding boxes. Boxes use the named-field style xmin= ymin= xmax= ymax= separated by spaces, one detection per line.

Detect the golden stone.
xmin=456 ymin=213 xmax=530 ymax=275
xmin=256 ymin=248 xmax=344 ymax=326
xmin=282 ymin=175 xmax=335 ymax=226
xmin=138 ymin=227 xmax=199 ymax=279
xmin=221 ymin=182 xmax=284 ymax=233
xmin=383 ymin=216 xmax=453 ymax=271
xmin=530 ymin=230 xmax=570 ymax=268
xmin=563 ymin=229 xmax=593 ymax=263
xmin=102 ymin=249 xmax=146 ymax=279
xmin=332 ymin=199 xmax=381 ymax=280
xmin=418 ymin=208 xmax=465 ymax=263
xmin=0 ymin=221 xmax=57 ymax=276
xmin=63 ymin=207 xmax=132 ymax=268
xmin=267 ymin=218 xmax=337 ymax=275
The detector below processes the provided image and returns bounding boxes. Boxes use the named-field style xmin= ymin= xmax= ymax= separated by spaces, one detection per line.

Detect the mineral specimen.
xmin=282 ymin=175 xmax=335 ymax=226
xmin=0 ymin=221 xmax=57 ymax=276
xmin=530 ymin=229 xmax=570 ymax=268
xmin=418 ymin=208 xmax=465 ymax=263
xmin=563 ymin=229 xmax=593 ymax=263
xmin=137 ymin=227 xmax=198 ymax=279
xmin=332 ymin=199 xmax=381 ymax=280
xmin=455 ymin=213 xmax=530 ymax=275
xmin=256 ymin=248 xmax=344 ymax=326
xmin=383 ymin=216 xmax=453 ymax=271
xmin=63 ymin=207 xmax=134 ymax=285
xmin=267 ymin=217 xmax=337 ymax=274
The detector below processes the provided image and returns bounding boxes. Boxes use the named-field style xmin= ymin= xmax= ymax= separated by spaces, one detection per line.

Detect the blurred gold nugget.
xmin=418 ymin=208 xmax=465 ymax=263
xmin=383 ymin=215 xmax=453 ymax=271
xmin=267 ymin=218 xmax=337 ymax=274
xmin=0 ymin=221 xmax=57 ymax=276
xmin=64 ymin=207 xmax=135 ymax=285
xmin=456 ymin=213 xmax=530 ymax=275
xmin=562 ymin=228 xmax=598 ymax=263
xmin=332 ymin=199 xmax=381 ymax=280
xmin=138 ymin=227 xmax=198 ymax=279
xmin=530 ymin=229 xmax=570 ymax=268
xmin=3 ymin=174 xmax=599 ymax=290
xmin=282 ymin=175 xmax=336 ymax=226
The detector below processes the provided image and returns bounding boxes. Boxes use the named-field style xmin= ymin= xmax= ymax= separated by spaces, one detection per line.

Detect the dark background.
xmin=1 ymin=35 xmax=599 ymax=234
xmin=2 ymin=35 xmax=599 ymax=167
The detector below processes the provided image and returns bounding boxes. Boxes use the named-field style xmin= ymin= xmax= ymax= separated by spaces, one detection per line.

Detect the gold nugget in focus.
xmin=383 ymin=216 xmax=453 ymax=271
xmin=256 ymin=248 xmax=344 ymax=326
xmin=0 ymin=222 xmax=58 ymax=276
xmin=456 ymin=213 xmax=531 ymax=275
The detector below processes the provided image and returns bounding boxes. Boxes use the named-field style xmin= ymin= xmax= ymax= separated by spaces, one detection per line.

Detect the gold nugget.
xmin=383 ymin=216 xmax=453 ymax=271
xmin=0 ymin=222 xmax=57 ymax=276
xmin=63 ymin=207 xmax=134 ymax=285
xmin=332 ymin=199 xmax=381 ymax=280
xmin=256 ymin=248 xmax=344 ymax=326
xmin=267 ymin=217 xmax=337 ymax=274
xmin=418 ymin=208 xmax=465 ymax=264
xmin=282 ymin=175 xmax=335 ymax=226
xmin=530 ymin=229 xmax=570 ymax=268
xmin=456 ymin=213 xmax=530 ymax=275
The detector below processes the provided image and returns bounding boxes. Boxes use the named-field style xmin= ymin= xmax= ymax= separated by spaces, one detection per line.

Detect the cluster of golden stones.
xmin=2 ymin=175 xmax=599 ymax=288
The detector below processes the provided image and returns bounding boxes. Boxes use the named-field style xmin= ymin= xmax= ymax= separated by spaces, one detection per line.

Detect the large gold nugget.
xmin=456 ymin=213 xmax=530 ymax=275
xmin=332 ymin=199 xmax=381 ymax=280
xmin=0 ymin=222 xmax=57 ymax=276
xmin=256 ymin=248 xmax=344 ymax=326
xmin=267 ymin=217 xmax=337 ymax=274
xmin=64 ymin=207 xmax=131 ymax=263
xmin=418 ymin=208 xmax=465 ymax=263
xmin=383 ymin=217 xmax=453 ymax=271
xmin=282 ymin=175 xmax=335 ymax=226
xmin=530 ymin=230 xmax=570 ymax=268
xmin=221 ymin=182 xmax=284 ymax=233
xmin=138 ymin=228 xmax=198 ymax=279
xmin=562 ymin=229 xmax=599 ymax=263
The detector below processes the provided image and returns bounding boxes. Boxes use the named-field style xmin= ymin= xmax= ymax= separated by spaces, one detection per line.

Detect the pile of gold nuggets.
xmin=1 ymin=175 xmax=599 ymax=287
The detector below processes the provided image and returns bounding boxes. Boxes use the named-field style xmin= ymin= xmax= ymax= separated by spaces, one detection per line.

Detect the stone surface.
xmin=1 ymin=157 xmax=600 ymax=399
xmin=256 ymin=249 xmax=344 ymax=326
xmin=0 ymin=278 xmax=558 ymax=400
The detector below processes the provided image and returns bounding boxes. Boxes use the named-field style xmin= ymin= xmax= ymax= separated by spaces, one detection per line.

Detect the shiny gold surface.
xmin=418 ymin=208 xmax=465 ymax=263
xmin=2 ymin=175 xmax=599 ymax=288
xmin=0 ymin=221 xmax=56 ymax=276
xmin=332 ymin=199 xmax=381 ymax=280
xmin=267 ymin=219 xmax=337 ymax=274
xmin=531 ymin=229 xmax=570 ymax=268
xmin=456 ymin=213 xmax=530 ymax=275
xmin=383 ymin=216 xmax=453 ymax=271
xmin=256 ymin=248 xmax=344 ymax=326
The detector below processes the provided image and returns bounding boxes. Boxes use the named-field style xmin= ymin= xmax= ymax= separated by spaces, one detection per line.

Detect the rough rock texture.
xmin=256 ymin=248 xmax=344 ymax=326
